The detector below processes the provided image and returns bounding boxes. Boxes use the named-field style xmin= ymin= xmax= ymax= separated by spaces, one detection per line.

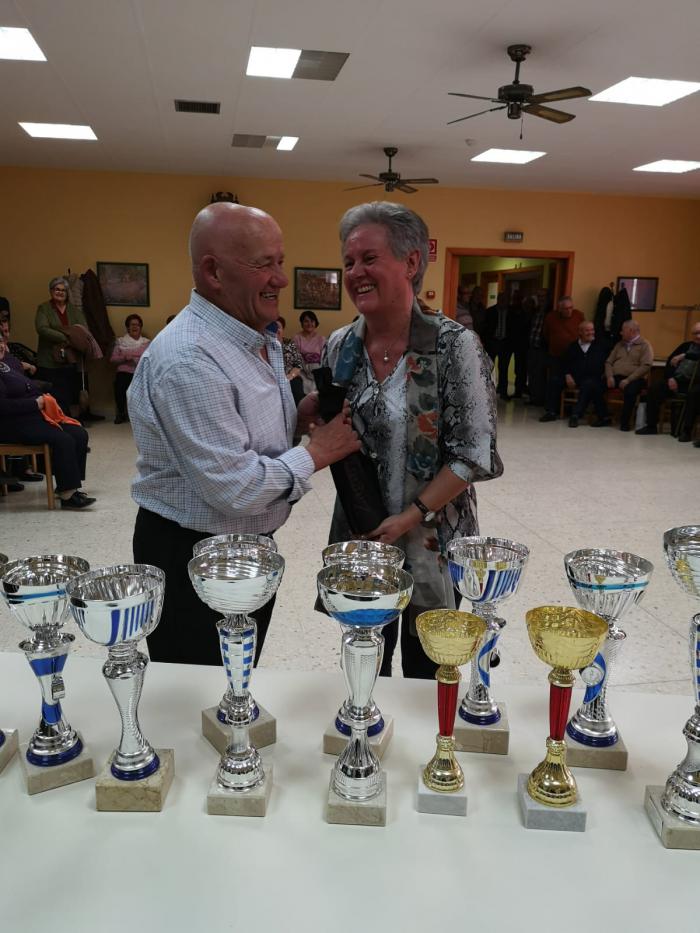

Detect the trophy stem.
xmin=424 ymin=666 xmax=464 ymax=792
xmin=215 ymin=616 xmax=264 ymax=790
xmin=215 ymin=615 xmax=260 ymax=726
xmin=103 ymin=643 xmax=159 ymax=781
xmin=21 ymin=632 xmax=82 ymax=766
xmin=661 ymin=615 xmax=700 ymax=823
xmin=548 ymin=669 xmax=574 ymax=741
xmin=567 ymin=623 xmax=626 ymax=747
xmin=333 ymin=628 xmax=383 ymax=801
xmin=459 ymin=611 xmax=504 ymax=725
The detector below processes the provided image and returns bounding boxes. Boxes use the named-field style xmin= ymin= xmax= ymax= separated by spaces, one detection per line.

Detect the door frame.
xmin=442 ymin=247 xmax=575 ymax=318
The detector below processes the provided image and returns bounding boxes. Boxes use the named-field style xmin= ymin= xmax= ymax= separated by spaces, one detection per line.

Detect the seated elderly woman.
xmin=0 ymin=338 xmax=96 ymax=509
xmin=323 ymin=201 xmax=503 ymax=678
xmin=110 ymin=313 xmax=150 ymax=423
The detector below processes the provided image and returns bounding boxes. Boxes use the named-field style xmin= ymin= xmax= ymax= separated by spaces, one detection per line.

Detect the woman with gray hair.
xmin=35 ymin=276 xmax=89 ymax=415
xmin=323 ymin=201 xmax=503 ymax=678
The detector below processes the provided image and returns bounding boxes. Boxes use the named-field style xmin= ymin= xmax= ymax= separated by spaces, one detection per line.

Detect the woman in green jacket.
xmin=35 ymin=277 xmax=88 ymax=415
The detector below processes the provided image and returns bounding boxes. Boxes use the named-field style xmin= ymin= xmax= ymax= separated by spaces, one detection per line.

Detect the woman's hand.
xmin=367 ymin=509 xmax=420 ymax=545
xmin=36 ymin=395 xmax=45 ymax=411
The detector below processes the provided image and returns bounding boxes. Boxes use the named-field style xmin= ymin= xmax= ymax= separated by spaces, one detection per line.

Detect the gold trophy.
xmin=416 ymin=610 xmax=486 ymax=803
xmin=525 ymin=606 xmax=607 ymax=809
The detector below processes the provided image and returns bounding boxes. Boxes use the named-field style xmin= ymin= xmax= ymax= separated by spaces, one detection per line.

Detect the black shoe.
xmin=539 ymin=412 xmax=557 ymax=422
xmin=499 ymin=393 xmax=513 ymax=401
xmin=18 ymin=471 xmax=44 ymax=482
xmin=592 ymin=417 xmax=612 ymax=427
xmin=114 ymin=414 xmax=127 ymax=424
xmin=82 ymin=411 xmax=105 ymax=423
xmin=568 ymin=416 xmax=579 ymax=428
xmin=678 ymin=432 xmax=692 ymax=443
xmin=694 ymin=440 xmax=700 ymax=448
xmin=7 ymin=481 xmax=24 ymax=492
xmin=60 ymin=492 xmax=96 ymax=510
xmin=635 ymin=426 xmax=657 ymax=435
xmin=513 ymin=391 xmax=524 ymax=399
xmin=620 ymin=423 xmax=630 ymax=432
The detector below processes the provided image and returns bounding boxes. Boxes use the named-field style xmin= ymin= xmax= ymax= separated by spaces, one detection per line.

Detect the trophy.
xmin=0 ymin=552 xmax=19 ymax=774
xmin=446 ymin=536 xmax=529 ymax=754
xmin=645 ymin=526 xmax=700 ymax=847
xmin=192 ymin=533 xmax=279 ymax=755
xmin=519 ymin=606 xmax=607 ymax=831
xmin=415 ymin=610 xmax=486 ymax=816
xmin=317 ymin=561 xmax=413 ymax=826
xmin=321 ymin=540 xmax=405 ymax=757
xmin=564 ymin=548 xmax=653 ymax=770
xmin=67 ymin=564 xmax=174 ymax=811
xmin=188 ymin=541 xmax=285 ymax=816
xmin=1 ymin=555 xmax=94 ymax=794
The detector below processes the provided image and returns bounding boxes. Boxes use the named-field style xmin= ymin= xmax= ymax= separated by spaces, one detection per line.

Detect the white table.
xmin=0 ymin=652 xmax=697 ymax=933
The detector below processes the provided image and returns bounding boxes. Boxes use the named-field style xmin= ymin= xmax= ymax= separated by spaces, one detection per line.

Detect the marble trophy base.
xmin=453 ymin=703 xmax=509 ymax=756
xmin=645 ymin=785 xmax=700 ymax=850
xmin=323 ymin=714 xmax=394 ymax=759
xmin=0 ymin=729 xmax=19 ymax=774
xmin=95 ymin=749 xmax=175 ymax=812
xmin=566 ymin=730 xmax=628 ymax=771
xmin=326 ymin=771 xmax=387 ymax=827
xmin=202 ymin=704 xmax=276 ymax=755
xmin=207 ymin=765 xmax=273 ymax=817
xmin=20 ymin=734 xmax=94 ymax=795
xmin=416 ymin=765 xmax=468 ymax=817
xmin=517 ymin=774 xmax=587 ymax=832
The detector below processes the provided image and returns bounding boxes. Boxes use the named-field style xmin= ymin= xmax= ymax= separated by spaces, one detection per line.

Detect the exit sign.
xmin=504 ymin=231 xmax=524 ymax=242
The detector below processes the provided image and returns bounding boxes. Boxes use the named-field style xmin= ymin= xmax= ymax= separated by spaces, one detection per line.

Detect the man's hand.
xmin=287 ymin=367 xmax=301 ymax=381
xmin=670 ymin=353 xmax=685 ymax=367
xmin=306 ymin=412 xmax=360 ymax=470
xmin=607 ymin=377 xmax=615 ymax=389
xmin=565 ymin=374 xmax=576 ymax=389
xmin=619 ymin=378 xmax=629 ymax=389
xmin=668 ymin=377 xmax=678 ymax=392
xmin=21 ymin=362 xmax=37 ymax=375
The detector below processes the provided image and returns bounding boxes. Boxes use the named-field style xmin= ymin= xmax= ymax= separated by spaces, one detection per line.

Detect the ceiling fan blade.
xmin=522 ymin=103 xmax=575 ymax=123
xmin=401 ymin=178 xmax=439 ymax=185
xmin=527 ymin=86 xmax=592 ymax=104
xmin=358 ymin=173 xmax=381 ymax=181
xmin=344 ymin=182 xmax=384 ymax=192
xmin=448 ymin=92 xmax=501 ymax=103
xmin=395 ymin=184 xmax=418 ymax=194
xmin=447 ymin=105 xmax=506 ymax=125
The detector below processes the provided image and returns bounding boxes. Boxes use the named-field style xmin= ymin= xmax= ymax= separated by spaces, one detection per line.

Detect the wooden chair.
xmin=559 ymin=387 xmax=579 ymax=418
xmin=0 ymin=444 xmax=55 ymax=509
xmin=659 ymin=360 xmax=700 ymax=436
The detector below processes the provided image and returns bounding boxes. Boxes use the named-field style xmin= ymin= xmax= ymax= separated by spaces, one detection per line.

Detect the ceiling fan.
xmin=448 ymin=44 xmax=591 ymax=126
xmin=345 ymin=146 xmax=439 ymax=194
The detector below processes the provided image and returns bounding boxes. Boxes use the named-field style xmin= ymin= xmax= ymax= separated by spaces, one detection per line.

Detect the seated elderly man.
xmin=605 ymin=320 xmax=653 ymax=431
xmin=636 ymin=322 xmax=700 ymax=441
xmin=560 ymin=320 xmax=610 ymax=427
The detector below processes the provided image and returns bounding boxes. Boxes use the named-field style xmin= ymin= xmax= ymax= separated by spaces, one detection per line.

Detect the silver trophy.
xmin=0 ymin=551 xmax=13 ymax=769
xmin=565 ymin=548 xmax=653 ymax=750
xmin=188 ymin=541 xmax=284 ymax=797
xmin=1 ymin=555 xmax=89 ymax=769
xmin=447 ymin=537 xmax=529 ymax=726
xmin=317 ymin=561 xmax=413 ymax=805
xmin=658 ymin=526 xmax=700 ymax=823
xmin=67 ymin=564 xmax=164 ymax=781
xmin=322 ymin=541 xmax=405 ymax=743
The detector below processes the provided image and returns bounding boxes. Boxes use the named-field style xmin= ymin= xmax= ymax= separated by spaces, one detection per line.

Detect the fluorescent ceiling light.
xmin=471 ymin=149 xmax=546 ymax=165
xmin=590 ymin=77 xmax=700 ymax=106
xmin=0 ymin=26 xmax=46 ymax=60
xmin=277 ymin=136 xmax=298 ymax=151
xmin=633 ymin=159 xmax=700 ymax=174
xmin=246 ymin=46 xmax=301 ymax=79
xmin=19 ymin=122 xmax=97 ymax=140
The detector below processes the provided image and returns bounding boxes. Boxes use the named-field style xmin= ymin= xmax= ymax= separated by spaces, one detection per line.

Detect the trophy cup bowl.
xmin=192 ymin=533 xmax=277 ymax=558
xmin=525 ymin=606 xmax=608 ymax=807
xmin=663 ymin=526 xmax=700 ymax=599
xmin=67 ymin=564 xmax=165 ymax=782
xmin=1 ymin=554 xmax=90 ymax=769
xmin=318 ymin=561 xmax=413 ymax=804
xmin=564 ymin=548 xmax=653 ymax=749
xmin=416 ymin=610 xmax=486 ymax=793
xmin=188 ymin=542 xmax=285 ymax=796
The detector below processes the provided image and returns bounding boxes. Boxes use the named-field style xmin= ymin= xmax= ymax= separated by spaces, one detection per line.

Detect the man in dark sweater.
xmin=539 ymin=296 xmax=585 ymax=421
xmin=636 ymin=323 xmax=700 ymax=441
xmin=561 ymin=321 xmax=610 ymax=427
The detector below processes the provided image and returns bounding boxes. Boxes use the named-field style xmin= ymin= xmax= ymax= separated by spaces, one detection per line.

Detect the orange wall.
xmin=1 ymin=165 xmax=698 ymax=398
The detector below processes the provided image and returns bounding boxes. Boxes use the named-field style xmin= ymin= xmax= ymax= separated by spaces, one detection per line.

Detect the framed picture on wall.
xmin=96 ymin=261 xmax=150 ymax=307
xmin=616 ymin=276 xmax=658 ymax=312
xmin=294 ymin=267 xmax=342 ymax=311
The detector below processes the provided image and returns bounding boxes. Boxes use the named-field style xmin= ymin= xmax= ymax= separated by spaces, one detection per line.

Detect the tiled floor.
xmin=1 ymin=399 xmax=697 ymax=696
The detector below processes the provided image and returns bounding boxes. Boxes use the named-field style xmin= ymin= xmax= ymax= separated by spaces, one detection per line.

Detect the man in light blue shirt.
xmin=129 ymin=203 xmax=359 ymax=665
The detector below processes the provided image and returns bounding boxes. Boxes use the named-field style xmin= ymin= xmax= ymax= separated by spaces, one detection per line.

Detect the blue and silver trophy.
xmin=0 ymin=551 xmax=19 ymax=774
xmin=565 ymin=548 xmax=653 ymax=767
xmin=67 ymin=563 xmax=172 ymax=809
xmin=317 ymin=561 xmax=413 ymax=824
xmin=1 ymin=554 xmax=93 ymax=790
xmin=447 ymin=537 xmax=528 ymax=752
xmin=322 ymin=540 xmax=404 ymax=753
xmin=645 ymin=526 xmax=700 ymax=845
xmin=189 ymin=541 xmax=284 ymax=815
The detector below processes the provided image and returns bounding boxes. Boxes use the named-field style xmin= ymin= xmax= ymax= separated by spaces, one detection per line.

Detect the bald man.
xmin=129 ymin=203 xmax=359 ymax=665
